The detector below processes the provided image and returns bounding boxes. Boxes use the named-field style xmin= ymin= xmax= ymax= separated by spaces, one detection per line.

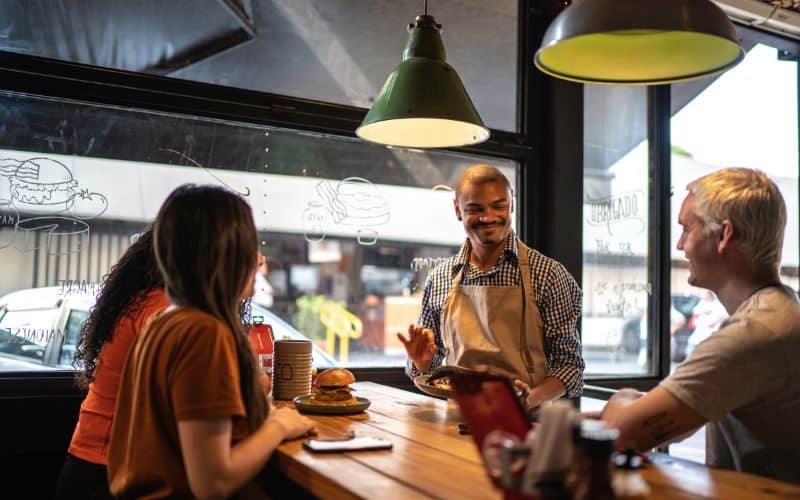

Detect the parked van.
xmin=0 ymin=287 xmax=335 ymax=372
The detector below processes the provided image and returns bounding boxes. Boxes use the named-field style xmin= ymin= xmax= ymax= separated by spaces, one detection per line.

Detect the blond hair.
xmin=687 ymin=168 xmax=786 ymax=270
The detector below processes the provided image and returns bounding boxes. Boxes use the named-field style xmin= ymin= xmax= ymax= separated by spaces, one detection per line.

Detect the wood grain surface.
xmin=269 ymin=382 xmax=800 ymax=499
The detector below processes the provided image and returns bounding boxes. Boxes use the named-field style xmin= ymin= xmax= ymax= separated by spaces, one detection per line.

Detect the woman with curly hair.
xmin=107 ymin=185 xmax=313 ymax=499
xmin=55 ymin=229 xmax=170 ymax=499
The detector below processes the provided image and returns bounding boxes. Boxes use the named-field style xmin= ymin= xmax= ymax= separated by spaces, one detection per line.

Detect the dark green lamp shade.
xmin=535 ymin=0 xmax=745 ymax=85
xmin=357 ymin=15 xmax=489 ymax=148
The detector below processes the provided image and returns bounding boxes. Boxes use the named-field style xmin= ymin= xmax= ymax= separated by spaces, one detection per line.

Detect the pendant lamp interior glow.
xmin=357 ymin=2 xmax=489 ymax=148
xmin=535 ymin=0 xmax=745 ymax=85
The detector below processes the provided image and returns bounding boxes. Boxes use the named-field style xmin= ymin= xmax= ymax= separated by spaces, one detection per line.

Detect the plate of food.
xmin=413 ymin=365 xmax=476 ymax=399
xmin=413 ymin=374 xmax=453 ymax=399
xmin=414 ymin=366 xmax=527 ymax=402
xmin=294 ymin=368 xmax=371 ymax=415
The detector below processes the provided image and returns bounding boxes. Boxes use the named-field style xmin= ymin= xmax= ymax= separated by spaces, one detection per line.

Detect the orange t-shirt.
xmin=107 ymin=307 xmax=248 ymax=499
xmin=68 ymin=288 xmax=170 ymax=465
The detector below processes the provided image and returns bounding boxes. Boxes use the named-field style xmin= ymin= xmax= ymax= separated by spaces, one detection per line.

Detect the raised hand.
xmin=397 ymin=324 xmax=437 ymax=373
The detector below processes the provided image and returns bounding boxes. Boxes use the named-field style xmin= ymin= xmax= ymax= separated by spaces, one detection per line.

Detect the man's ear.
xmin=454 ymin=198 xmax=462 ymax=221
xmin=717 ymin=219 xmax=734 ymax=254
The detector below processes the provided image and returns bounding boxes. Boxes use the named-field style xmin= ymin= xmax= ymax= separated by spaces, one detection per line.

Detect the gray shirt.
xmin=660 ymin=285 xmax=800 ymax=484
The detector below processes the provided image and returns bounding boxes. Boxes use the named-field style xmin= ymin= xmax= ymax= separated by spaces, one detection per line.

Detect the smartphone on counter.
xmin=303 ymin=437 xmax=393 ymax=453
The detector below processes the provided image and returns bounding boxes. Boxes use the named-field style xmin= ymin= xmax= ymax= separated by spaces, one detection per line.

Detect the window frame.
xmin=0 ymin=1 xmax=540 ymax=395
xmin=1 ymin=5 xmax=795 ymax=399
xmin=588 ymin=24 xmax=800 ymax=392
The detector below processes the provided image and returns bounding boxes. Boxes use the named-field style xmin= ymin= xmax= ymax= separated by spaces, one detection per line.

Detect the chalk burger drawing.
xmin=0 ymin=157 xmax=108 ymax=219
xmin=0 ymin=157 xmax=108 ymax=256
xmin=8 ymin=158 xmax=78 ymax=212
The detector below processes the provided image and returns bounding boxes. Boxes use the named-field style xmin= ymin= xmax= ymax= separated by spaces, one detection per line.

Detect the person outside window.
xmin=252 ymin=253 xmax=274 ymax=309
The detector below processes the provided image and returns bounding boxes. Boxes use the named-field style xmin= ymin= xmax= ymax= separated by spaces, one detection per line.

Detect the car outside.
xmin=0 ymin=286 xmax=64 ymax=370
xmin=0 ymin=287 xmax=335 ymax=372
xmin=671 ymin=294 xmax=701 ymax=362
xmin=616 ymin=294 xmax=701 ymax=362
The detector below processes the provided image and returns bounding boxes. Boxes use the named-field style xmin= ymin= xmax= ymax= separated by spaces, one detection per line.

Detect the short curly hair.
xmin=455 ymin=164 xmax=512 ymax=199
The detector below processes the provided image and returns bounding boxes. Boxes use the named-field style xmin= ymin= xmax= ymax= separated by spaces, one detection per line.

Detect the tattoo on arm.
xmin=642 ymin=411 xmax=680 ymax=443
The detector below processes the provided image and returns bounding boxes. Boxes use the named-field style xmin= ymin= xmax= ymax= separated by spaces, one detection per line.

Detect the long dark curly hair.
xmin=73 ymin=229 xmax=163 ymax=389
xmin=154 ymin=184 xmax=266 ymax=432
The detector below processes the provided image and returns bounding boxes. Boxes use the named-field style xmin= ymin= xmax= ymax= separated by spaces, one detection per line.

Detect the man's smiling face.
xmin=677 ymin=193 xmax=721 ymax=289
xmin=454 ymin=180 xmax=513 ymax=250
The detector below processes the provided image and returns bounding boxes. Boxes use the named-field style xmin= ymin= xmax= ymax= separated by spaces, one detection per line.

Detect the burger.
xmin=310 ymin=368 xmax=357 ymax=405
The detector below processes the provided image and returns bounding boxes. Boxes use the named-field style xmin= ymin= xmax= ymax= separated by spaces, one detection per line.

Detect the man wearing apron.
xmin=398 ymin=164 xmax=584 ymax=409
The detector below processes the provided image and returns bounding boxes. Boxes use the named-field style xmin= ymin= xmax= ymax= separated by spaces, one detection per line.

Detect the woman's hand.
xmin=397 ymin=324 xmax=437 ymax=373
xmin=267 ymin=406 xmax=315 ymax=440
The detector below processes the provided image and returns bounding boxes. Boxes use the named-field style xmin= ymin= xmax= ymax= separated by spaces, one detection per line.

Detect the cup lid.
xmin=274 ymin=339 xmax=312 ymax=353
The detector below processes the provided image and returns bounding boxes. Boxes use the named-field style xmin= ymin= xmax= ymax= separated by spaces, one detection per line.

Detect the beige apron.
xmin=441 ymin=239 xmax=549 ymax=387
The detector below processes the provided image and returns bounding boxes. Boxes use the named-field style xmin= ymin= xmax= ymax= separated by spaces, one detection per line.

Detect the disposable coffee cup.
xmin=272 ymin=339 xmax=313 ymax=400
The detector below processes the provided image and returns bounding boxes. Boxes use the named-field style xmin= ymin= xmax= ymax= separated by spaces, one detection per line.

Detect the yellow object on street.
xmin=319 ymin=302 xmax=362 ymax=363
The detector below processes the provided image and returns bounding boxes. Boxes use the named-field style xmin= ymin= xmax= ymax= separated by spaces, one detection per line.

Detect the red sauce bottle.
xmin=249 ymin=317 xmax=274 ymax=379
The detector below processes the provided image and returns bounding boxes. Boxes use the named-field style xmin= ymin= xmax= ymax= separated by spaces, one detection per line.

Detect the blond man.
xmin=601 ymin=168 xmax=800 ymax=484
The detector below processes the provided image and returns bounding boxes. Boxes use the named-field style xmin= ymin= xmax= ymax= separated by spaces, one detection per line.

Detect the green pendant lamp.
xmin=357 ymin=2 xmax=489 ymax=148
xmin=535 ymin=0 xmax=745 ymax=85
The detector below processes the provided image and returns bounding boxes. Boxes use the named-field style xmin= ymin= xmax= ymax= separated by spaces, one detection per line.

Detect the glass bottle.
xmin=249 ymin=316 xmax=274 ymax=380
xmin=573 ymin=422 xmax=618 ymax=500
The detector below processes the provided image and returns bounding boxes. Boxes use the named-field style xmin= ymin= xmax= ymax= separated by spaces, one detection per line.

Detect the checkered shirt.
xmin=406 ymin=231 xmax=584 ymax=398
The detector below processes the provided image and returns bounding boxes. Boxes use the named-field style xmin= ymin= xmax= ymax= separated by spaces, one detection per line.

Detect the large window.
xmin=0 ymin=90 xmax=517 ymax=373
xmin=581 ymin=86 xmax=653 ymax=377
xmin=666 ymin=33 xmax=799 ymax=464
xmin=670 ymin=43 xmax=800 ymax=366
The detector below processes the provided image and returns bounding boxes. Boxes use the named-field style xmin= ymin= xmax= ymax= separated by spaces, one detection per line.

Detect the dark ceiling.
xmin=0 ymin=0 xmax=517 ymax=131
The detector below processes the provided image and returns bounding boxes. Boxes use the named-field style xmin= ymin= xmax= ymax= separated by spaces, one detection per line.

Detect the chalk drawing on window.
xmin=0 ymin=157 xmax=108 ymax=256
xmin=13 ymin=216 xmax=90 ymax=256
xmin=302 ymin=201 xmax=330 ymax=243
xmin=303 ymin=177 xmax=390 ymax=245
xmin=585 ymin=190 xmax=646 ymax=236
xmin=0 ymin=157 xmax=109 ymax=218
xmin=0 ymin=198 xmax=18 ymax=249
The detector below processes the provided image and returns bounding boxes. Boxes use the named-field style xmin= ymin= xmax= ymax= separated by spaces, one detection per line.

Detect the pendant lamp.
xmin=357 ymin=3 xmax=489 ymax=148
xmin=535 ymin=0 xmax=745 ymax=85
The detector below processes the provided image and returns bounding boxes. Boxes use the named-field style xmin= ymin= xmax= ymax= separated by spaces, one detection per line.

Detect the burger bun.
xmin=316 ymin=368 xmax=355 ymax=387
xmin=308 ymin=393 xmax=358 ymax=406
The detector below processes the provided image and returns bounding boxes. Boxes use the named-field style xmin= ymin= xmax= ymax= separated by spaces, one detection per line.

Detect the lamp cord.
xmin=424 ymin=0 xmax=428 ymax=15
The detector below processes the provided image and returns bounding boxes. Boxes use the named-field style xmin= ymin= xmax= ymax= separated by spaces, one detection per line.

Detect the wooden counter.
xmin=268 ymin=382 xmax=800 ymax=499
